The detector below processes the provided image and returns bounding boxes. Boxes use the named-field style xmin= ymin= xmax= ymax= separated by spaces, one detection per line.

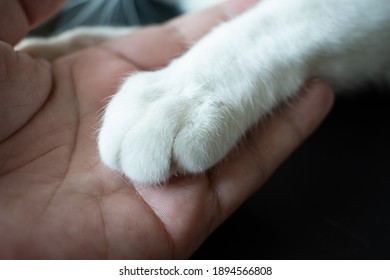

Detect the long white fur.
xmin=17 ymin=0 xmax=390 ymax=184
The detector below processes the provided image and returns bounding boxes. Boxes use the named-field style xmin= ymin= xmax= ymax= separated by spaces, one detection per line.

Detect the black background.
xmin=192 ymin=87 xmax=390 ymax=259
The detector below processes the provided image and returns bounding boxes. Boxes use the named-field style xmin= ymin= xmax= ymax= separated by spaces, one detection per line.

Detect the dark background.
xmin=34 ymin=0 xmax=390 ymax=259
xmin=192 ymin=87 xmax=390 ymax=259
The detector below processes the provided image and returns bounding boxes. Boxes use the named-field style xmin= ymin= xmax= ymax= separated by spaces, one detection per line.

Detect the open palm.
xmin=0 ymin=0 xmax=333 ymax=259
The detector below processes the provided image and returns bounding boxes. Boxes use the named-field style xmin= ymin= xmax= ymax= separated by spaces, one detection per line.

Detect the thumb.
xmin=213 ymin=81 xmax=335 ymax=220
xmin=0 ymin=42 xmax=52 ymax=142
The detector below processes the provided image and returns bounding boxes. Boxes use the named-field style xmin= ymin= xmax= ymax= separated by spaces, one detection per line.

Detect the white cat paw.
xmin=98 ymin=68 xmax=244 ymax=184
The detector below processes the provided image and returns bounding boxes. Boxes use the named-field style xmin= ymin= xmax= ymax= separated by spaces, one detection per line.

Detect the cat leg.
xmin=15 ymin=26 xmax=135 ymax=61
xmin=98 ymin=0 xmax=390 ymax=184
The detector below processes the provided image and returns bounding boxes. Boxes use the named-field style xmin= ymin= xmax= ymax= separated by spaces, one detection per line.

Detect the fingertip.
xmin=20 ymin=0 xmax=66 ymax=28
xmin=166 ymin=0 xmax=261 ymax=46
xmin=224 ymin=0 xmax=262 ymax=17
xmin=301 ymin=80 xmax=335 ymax=127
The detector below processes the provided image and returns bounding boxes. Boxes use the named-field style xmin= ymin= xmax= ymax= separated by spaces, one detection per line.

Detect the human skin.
xmin=0 ymin=0 xmax=334 ymax=259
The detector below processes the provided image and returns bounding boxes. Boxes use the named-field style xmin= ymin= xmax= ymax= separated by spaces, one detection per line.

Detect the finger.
xmin=212 ymin=81 xmax=335 ymax=220
xmin=103 ymin=0 xmax=261 ymax=70
xmin=0 ymin=0 xmax=65 ymax=45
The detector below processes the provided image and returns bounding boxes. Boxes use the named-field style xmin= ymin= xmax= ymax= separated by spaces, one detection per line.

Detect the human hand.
xmin=0 ymin=0 xmax=334 ymax=259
